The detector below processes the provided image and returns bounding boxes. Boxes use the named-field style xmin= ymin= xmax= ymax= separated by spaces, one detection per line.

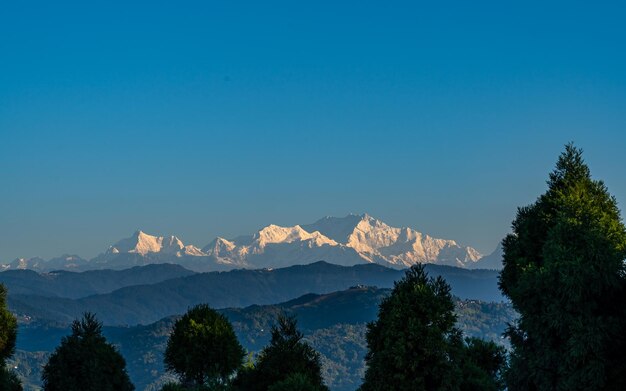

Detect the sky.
xmin=1 ymin=1 xmax=626 ymax=261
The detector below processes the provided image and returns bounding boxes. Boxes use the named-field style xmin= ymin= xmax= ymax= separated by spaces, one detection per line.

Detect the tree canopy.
xmin=0 ymin=284 xmax=17 ymax=364
xmin=0 ymin=284 xmax=22 ymax=391
xmin=41 ymin=312 xmax=134 ymax=391
xmin=360 ymin=264 xmax=505 ymax=391
xmin=234 ymin=314 xmax=328 ymax=391
xmin=499 ymin=144 xmax=626 ymax=390
xmin=164 ymin=304 xmax=245 ymax=388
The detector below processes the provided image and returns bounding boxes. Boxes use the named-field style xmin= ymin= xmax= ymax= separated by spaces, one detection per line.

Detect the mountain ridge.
xmin=2 ymin=214 xmax=498 ymax=272
xmin=7 ymin=261 xmax=504 ymax=325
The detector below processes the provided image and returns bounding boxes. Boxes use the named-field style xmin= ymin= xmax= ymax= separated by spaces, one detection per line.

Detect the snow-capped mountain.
xmin=203 ymin=214 xmax=483 ymax=269
xmin=0 ymin=255 xmax=88 ymax=271
xmin=1 ymin=214 xmax=495 ymax=272
xmin=202 ymin=224 xmax=365 ymax=269
xmin=105 ymin=230 xmax=204 ymax=257
xmin=87 ymin=230 xmax=210 ymax=270
xmin=1 ymin=257 xmax=47 ymax=271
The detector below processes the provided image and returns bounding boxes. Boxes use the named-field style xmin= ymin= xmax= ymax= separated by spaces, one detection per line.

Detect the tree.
xmin=267 ymin=373 xmax=325 ymax=391
xmin=460 ymin=337 xmax=506 ymax=391
xmin=499 ymin=144 xmax=626 ymax=390
xmin=359 ymin=264 xmax=463 ymax=391
xmin=164 ymin=304 xmax=245 ymax=388
xmin=360 ymin=264 xmax=505 ymax=391
xmin=0 ymin=284 xmax=22 ymax=391
xmin=42 ymin=312 xmax=134 ymax=391
xmin=0 ymin=368 xmax=22 ymax=391
xmin=233 ymin=315 xmax=328 ymax=391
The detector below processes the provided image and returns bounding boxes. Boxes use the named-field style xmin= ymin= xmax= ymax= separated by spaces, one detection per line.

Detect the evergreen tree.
xmin=164 ymin=304 xmax=245 ymax=389
xmin=42 ymin=312 xmax=134 ymax=391
xmin=0 ymin=285 xmax=17 ymax=364
xmin=234 ymin=315 xmax=328 ymax=391
xmin=0 ymin=284 xmax=22 ymax=391
xmin=359 ymin=264 xmax=463 ymax=391
xmin=499 ymin=144 xmax=626 ymax=390
xmin=460 ymin=337 xmax=506 ymax=391
xmin=267 ymin=373 xmax=325 ymax=391
xmin=360 ymin=264 xmax=505 ymax=391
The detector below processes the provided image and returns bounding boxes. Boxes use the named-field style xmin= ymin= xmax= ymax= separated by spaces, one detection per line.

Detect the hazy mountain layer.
xmin=0 ymin=264 xmax=194 ymax=299
xmin=12 ymin=287 xmax=516 ymax=391
xmin=8 ymin=261 xmax=503 ymax=325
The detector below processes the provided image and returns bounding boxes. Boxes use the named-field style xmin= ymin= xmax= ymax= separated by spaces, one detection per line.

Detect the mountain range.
xmin=2 ymin=214 xmax=501 ymax=272
xmin=6 ymin=261 xmax=504 ymax=325
xmin=12 ymin=286 xmax=516 ymax=391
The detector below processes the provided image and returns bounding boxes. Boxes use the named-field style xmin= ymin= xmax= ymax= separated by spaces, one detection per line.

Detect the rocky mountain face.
xmin=2 ymin=214 xmax=494 ymax=272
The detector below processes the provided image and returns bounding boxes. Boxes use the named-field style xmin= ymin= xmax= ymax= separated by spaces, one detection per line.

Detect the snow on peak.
xmin=201 ymin=213 xmax=484 ymax=270
xmin=2 ymin=213 xmax=492 ymax=273
xmin=107 ymin=230 xmax=204 ymax=257
xmin=254 ymin=224 xmax=337 ymax=247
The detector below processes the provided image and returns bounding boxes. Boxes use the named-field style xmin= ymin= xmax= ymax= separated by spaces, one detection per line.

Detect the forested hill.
xmin=0 ymin=263 xmax=194 ymax=298
xmin=7 ymin=261 xmax=503 ymax=325
xmin=13 ymin=286 xmax=516 ymax=391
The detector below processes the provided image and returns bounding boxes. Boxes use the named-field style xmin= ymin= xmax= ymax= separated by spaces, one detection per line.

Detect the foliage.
xmin=13 ymin=287 xmax=516 ymax=391
xmin=41 ymin=312 xmax=134 ymax=391
xmin=460 ymin=337 xmax=506 ymax=391
xmin=159 ymin=381 xmax=225 ymax=391
xmin=267 ymin=372 xmax=326 ymax=391
xmin=164 ymin=304 xmax=244 ymax=388
xmin=0 ymin=284 xmax=18 ymax=364
xmin=360 ymin=264 xmax=505 ymax=391
xmin=499 ymin=144 xmax=626 ymax=390
xmin=0 ymin=366 xmax=23 ymax=391
xmin=234 ymin=314 xmax=328 ymax=391
xmin=360 ymin=264 xmax=463 ymax=391
xmin=0 ymin=284 xmax=22 ymax=391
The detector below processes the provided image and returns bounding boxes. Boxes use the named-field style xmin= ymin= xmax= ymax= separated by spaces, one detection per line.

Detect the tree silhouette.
xmin=0 ymin=284 xmax=21 ymax=391
xmin=42 ymin=312 xmax=134 ymax=391
xmin=500 ymin=144 xmax=626 ymax=390
xmin=360 ymin=264 xmax=505 ymax=391
xmin=234 ymin=314 xmax=328 ymax=391
xmin=164 ymin=304 xmax=245 ymax=388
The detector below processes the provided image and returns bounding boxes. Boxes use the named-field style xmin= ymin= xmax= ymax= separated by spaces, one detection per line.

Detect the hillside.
xmin=0 ymin=264 xmax=195 ymax=299
xmin=11 ymin=286 xmax=516 ymax=391
xmin=8 ymin=262 xmax=503 ymax=325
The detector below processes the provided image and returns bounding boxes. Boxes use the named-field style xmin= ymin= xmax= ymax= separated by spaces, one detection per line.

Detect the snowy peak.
xmin=346 ymin=214 xmax=398 ymax=253
xmin=254 ymin=225 xmax=338 ymax=247
xmin=301 ymin=214 xmax=365 ymax=244
xmin=107 ymin=230 xmax=204 ymax=257
xmin=2 ymin=213 xmax=493 ymax=273
xmin=202 ymin=214 xmax=485 ymax=270
xmin=202 ymin=224 xmax=343 ymax=268
xmin=3 ymin=257 xmax=46 ymax=270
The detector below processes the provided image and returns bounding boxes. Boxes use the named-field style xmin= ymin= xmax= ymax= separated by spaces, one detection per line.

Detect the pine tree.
xmin=359 ymin=264 xmax=463 ymax=391
xmin=42 ymin=312 xmax=134 ymax=391
xmin=233 ymin=314 xmax=328 ymax=391
xmin=0 ymin=284 xmax=22 ymax=391
xmin=499 ymin=144 xmax=626 ymax=390
xmin=360 ymin=264 xmax=505 ymax=391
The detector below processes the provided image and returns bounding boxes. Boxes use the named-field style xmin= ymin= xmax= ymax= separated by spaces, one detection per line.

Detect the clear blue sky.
xmin=1 ymin=1 xmax=625 ymax=260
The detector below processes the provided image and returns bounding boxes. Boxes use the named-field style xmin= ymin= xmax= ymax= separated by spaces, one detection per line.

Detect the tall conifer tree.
xmin=500 ymin=144 xmax=626 ymax=390
xmin=42 ymin=313 xmax=134 ymax=391
xmin=0 ymin=284 xmax=22 ymax=391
